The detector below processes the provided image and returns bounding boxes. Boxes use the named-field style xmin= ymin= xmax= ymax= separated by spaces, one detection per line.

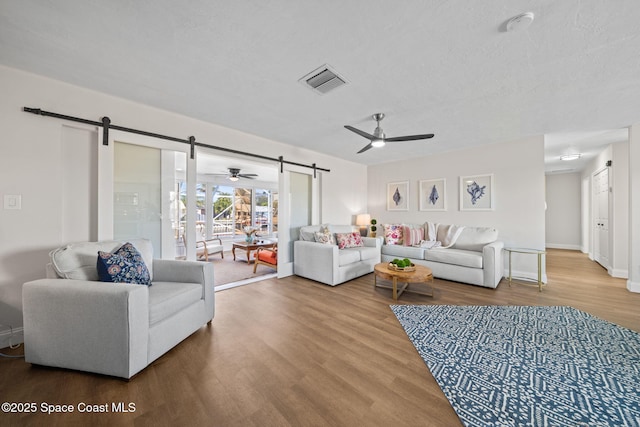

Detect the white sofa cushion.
xmin=352 ymin=246 xmax=380 ymax=262
xmin=338 ymin=249 xmax=361 ymax=266
xmin=148 ymin=281 xmax=203 ymax=326
xmin=382 ymin=245 xmax=426 ymax=260
xmin=299 ymin=225 xmax=356 ymax=242
xmin=450 ymin=227 xmax=498 ymax=251
xmin=50 ymin=239 xmax=154 ymax=281
xmin=339 ymin=245 xmax=380 ymax=267
xmin=425 ymin=248 xmax=483 ymax=269
xmin=299 ymin=225 xmax=324 ymax=241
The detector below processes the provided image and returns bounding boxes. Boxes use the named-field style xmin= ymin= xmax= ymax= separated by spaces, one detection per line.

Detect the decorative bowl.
xmin=388 ymin=262 xmax=416 ymax=272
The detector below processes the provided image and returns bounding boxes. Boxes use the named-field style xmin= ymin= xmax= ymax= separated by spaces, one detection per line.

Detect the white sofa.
xmin=22 ymin=239 xmax=214 ymax=379
xmin=381 ymin=224 xmax=504 ymax=288
xmin=294 ymin=225 xmax=382 ymax=286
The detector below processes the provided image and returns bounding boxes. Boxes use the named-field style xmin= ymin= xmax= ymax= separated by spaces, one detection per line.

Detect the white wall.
xmin=545 ymin=173 xmax=582 ymax=250
xmin=0 ymin=65 xmax=368 ymax=344
xmin=367 ymin=136 xmax=546 ymax=281
xmin=611 ymin=142 xmax=630 ymax=278
xmin=628 ymin=124 xmax=640 ymax=292
xmin=581 ymin=142 xmax=629 ymax=278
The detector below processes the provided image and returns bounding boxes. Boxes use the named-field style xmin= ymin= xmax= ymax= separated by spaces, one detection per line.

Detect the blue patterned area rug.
xmin=391 ymin=305 xmax=640 ymax=427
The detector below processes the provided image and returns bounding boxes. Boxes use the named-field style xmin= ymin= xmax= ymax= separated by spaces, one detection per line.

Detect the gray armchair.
xmin=22 ymin=239 xmax=214 ymax=379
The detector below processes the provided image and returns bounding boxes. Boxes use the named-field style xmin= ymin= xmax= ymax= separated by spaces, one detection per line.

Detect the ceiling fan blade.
xmin=238 ymin=174 xmax=257 ymax=179
xmin=344 ymin=125 xmax=376 ymax=140
xmin=357 ymin=142 xmax=374 ymax=154
xmin=385 ymin=133 xmax=435 ymax=142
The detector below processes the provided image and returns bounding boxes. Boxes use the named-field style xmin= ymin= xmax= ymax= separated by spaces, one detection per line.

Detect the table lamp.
xmin=356 ymin=214 xmax=371 ymax=237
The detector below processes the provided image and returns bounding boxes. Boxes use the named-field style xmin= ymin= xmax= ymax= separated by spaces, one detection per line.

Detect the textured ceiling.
xmin=1 ymin=1 xmax=637 ymax=170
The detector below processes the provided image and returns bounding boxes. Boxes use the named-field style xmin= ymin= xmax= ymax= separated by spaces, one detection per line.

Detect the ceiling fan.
xmin=210 ymin=168 xmax=258 ymax=182
xmin=344 ymin=113 xmax=435 ymax=154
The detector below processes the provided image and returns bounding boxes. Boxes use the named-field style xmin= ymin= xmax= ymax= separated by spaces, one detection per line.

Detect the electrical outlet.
xmin=4 ymin=195 xmax=22 ymax=210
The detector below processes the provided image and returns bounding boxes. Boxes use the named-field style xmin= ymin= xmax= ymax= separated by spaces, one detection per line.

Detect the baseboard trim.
xmin=627 ymin=280 xmax=640 ymax=293
xmin=545 ymin=243 xmax=582 ymax=251
xmin=215 ymin=273 xmax=277 ymax=291
xmin=280 ymin=262 xmax=294 ymax=278
xmin=611 ymin=269 xmax=629 ymax=279
xmin=0 ymin=326 xmax=24 ymax=348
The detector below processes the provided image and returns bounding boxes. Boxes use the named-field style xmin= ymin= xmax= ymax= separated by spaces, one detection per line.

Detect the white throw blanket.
xmin=425 ymin=222 xmax=438 ymax=242
xmin=421 ymin=223 xmax=465 ymax=249
xmin=438 ymin=224 xmax=465 ymax=248
xmin=420 ymin=240 xmax=441 ymax=249
xmin=420 ymin=222 xmax=441 ymax=249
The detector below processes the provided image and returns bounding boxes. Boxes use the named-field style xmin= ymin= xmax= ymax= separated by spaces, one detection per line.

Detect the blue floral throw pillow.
xmin=97 ymin=242 xmax=151 ymax=286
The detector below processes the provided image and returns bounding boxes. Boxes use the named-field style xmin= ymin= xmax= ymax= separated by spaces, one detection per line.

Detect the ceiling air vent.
xmin=299 ymin=64 xmax=348 ymax=95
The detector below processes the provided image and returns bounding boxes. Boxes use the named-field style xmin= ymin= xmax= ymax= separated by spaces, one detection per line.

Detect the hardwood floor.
xmin=1 ymin=249 xmax=638 ymax=426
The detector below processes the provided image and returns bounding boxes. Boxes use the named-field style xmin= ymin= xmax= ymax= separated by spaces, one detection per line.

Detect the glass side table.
xmin=504 ymin=247 xmax=546 ymax=292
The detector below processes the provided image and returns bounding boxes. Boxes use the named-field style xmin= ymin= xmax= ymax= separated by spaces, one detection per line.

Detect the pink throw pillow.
xmin=403 ymin=226 xmax=424 ymax=247
xmin=335 ymin=232 xmax=363 ymax=249
xmin=384 ymin=224 xmax=403 ymax=245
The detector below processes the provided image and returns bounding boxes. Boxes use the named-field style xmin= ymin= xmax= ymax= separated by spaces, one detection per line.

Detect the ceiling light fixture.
xmin=371 ymin=139 xmax=385 ymax=148
xmin=506 ymin=12 xmax=535 ymax=32
xmin=560 ymin=153 xmax=581 ymax=161
xmin=229 ymin=176 xmax=239 ymax=182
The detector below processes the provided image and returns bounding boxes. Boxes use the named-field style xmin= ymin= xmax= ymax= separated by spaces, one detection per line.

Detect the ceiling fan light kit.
xmin=209 ymin=167 xmax=259 ymax=181
xmin=560 ymin=153 xmax=581 ymax=161
xmin=344 ymin=112 xmax=434 ymax=154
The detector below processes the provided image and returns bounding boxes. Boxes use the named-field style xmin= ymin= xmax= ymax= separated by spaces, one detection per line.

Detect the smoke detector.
xmin=506 ymin=12 xmax=535 ymax=32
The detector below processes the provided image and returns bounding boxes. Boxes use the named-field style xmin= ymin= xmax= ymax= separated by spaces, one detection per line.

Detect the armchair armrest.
xmin=362 ymin=236 xmax=383 ymax=249
xmin=482 ymin=241 xmax=504 ymax=288
xmin=22 ymin=279 xmax=149 ymax=378
xmin=152 ymin=259 xmax=214 ymax=319
xmin=293 ymin=240 xmax=339 ymax=285
xmin=196 ymin=236 xmax=222 ymax=249
xmin=153 ymin=259 xmax=213 ymax=286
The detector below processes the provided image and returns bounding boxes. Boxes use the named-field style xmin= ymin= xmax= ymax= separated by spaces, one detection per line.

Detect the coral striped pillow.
xmin=403 ymin=226 xmax=424 ymax=247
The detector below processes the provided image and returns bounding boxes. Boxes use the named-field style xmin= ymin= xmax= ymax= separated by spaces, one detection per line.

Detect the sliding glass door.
xmin=255 ymin=189 xmax=277 ymax=236
xmin=195 ymin=183 xmax=277 ymax=241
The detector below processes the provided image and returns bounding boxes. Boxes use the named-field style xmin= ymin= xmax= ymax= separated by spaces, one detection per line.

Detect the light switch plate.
xmin=4 ymin=195 xmax=22 ymax=210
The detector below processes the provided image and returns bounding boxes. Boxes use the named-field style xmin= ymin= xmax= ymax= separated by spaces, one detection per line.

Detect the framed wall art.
xmin=419 ymin=179 xmax=446 ymax=211
xmin=460 ymin=174 xmax=494 ymax=211
xmin=387 ymin=181 xmax=409 ymax=211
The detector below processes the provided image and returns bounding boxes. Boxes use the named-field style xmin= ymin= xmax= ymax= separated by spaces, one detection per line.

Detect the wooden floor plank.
xmin=1 ymin=249 xmax=638 ymax=426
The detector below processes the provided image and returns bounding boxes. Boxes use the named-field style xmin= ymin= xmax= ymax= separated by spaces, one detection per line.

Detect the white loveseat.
xmin=22 ymin=239 xmax=214 ymax=379
xmin=381 ymin=224 xmax=504 ymax=288
xmin=294 ymin=225 xmax=382 ymax=286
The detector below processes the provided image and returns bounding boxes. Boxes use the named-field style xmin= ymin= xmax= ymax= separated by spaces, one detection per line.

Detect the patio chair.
xmin=253 ymin=246 xmax=277 ymax=273
xmin=182 ymin=234 xmax=224 ymax=261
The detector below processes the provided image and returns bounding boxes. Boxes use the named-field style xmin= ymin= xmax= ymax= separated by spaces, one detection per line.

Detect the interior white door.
xmin=593 ymin=167 xmax=610 ymax=269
